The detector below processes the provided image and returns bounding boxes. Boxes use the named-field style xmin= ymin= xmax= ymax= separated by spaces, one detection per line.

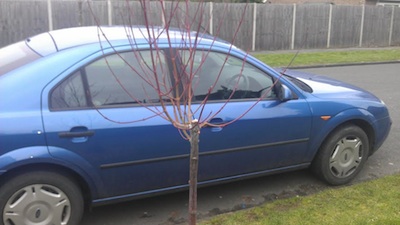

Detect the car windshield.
xmin=0 ymin=41 xmax=41 ymax=76
xmin=283 ymin=74 xmax=313 ymax=93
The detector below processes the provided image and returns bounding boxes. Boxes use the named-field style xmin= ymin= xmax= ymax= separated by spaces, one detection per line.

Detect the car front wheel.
xmin=312 ymin=125 xmax=370 ymax=185
xmin=0 ymin=171 xmax=84 ymax=225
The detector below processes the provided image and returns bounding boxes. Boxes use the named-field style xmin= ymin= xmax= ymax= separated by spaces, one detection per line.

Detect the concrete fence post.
xmin=291 ymin=3 xmax=296 ymax=50
xmin=389 ymin=6 xmax=395 ymax=46
xmin=108 ymin=0 xmax=112 ymax=26
xmin=359 ymin=4 xmax=365 ymax=47
xmin=252 ymin=3 xmax=257 ymax=51
xmin=161 ymin=1 xmax=166 ymax=27
xmin=327 ymin=4 xmax=333 ymax=48
xmin=209 ymin=2 xmax=213 ymax=35
xmin=47 ymin=0 xmax=53 ymax=31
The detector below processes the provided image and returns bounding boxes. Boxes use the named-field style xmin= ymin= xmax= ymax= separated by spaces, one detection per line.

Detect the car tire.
xmin=312 ymin=124 xmax=369 ymax=185
xmin=0 ymin=171 xmax=84 ymax=225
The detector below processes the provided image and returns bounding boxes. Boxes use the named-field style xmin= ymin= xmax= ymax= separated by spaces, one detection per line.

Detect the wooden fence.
xmin=1 ymin=0 xmax=400 ymax=50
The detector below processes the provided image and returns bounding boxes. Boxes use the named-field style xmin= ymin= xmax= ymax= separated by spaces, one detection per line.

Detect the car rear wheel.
xmin=0 ymin=171 xmax=84 ymax=225
xmin=312 ymin=125 xmax=369 ymax=185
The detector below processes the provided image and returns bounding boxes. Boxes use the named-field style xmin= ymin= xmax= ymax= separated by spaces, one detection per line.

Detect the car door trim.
xmin=100 ymin=137 xmax=309 ymax=169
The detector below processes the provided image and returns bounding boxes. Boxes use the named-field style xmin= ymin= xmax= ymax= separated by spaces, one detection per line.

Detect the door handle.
xmin=204 ymin=118 xmax=225 ymax=132
xmin=206 ymin=118 xmax=224 ymax=126
xmin=58 ymin=130 xmax=95 ymax=138
xmin=58 ymin=127 xmax=94 ymax=143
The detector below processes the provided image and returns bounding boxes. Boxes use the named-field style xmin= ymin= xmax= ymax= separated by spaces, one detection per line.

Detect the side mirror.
xmin=278 ymin=84 xmax=294 ymax=102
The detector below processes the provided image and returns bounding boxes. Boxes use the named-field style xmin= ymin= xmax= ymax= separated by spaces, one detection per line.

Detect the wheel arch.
xmin=310 ymin=121 xmax=371 ymax=185
xmin=319 ymin=119 xmax=375 ymax=154
xmin=0 ymin=146 xmax=104 ymax=209
xmin=0 ymin=163 xmax=93 ymax=209
xmin=308 ymin=108 xmax=377 ymax=162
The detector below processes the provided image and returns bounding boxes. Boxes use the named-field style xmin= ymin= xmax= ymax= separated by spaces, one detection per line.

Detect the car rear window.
xmin=0 ymin=41 xmax=41 ymax=76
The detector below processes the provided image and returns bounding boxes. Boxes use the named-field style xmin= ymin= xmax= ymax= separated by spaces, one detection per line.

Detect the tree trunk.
xmin=188 ymin=123 xmax=200 ymax=225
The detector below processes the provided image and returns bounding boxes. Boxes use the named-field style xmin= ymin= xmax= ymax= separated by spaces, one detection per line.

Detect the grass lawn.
xmin=201 ymin=48 xmax=400 ymax=225
xmin=201 ymin=174 xmax=400 ymax=225
xmin=253 ymin=49 xmax=400 ymax=67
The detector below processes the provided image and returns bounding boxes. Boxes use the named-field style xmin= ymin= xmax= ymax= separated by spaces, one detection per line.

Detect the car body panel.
xmin=0 ymin=26 xmax=392 ymax=208
xmin=39 ymin=43 xmax=313 ymax=200
xmin=279 ymin=69 xmax=392 ymax=155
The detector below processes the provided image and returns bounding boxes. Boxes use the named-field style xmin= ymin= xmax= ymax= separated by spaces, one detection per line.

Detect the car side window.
xmin=50 ymin=50 xmax=170 ymax=110
xmin=86 ymin=51 xmax=170 ymax=106
xmin=180 ymin=50 xmax=275 ymax=101
xmin=51 ymin=70 xmax=87 ymax=109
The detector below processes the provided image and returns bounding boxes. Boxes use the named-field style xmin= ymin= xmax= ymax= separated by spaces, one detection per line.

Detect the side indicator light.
xmin=321 ymin=116 xmax=331 ymax=121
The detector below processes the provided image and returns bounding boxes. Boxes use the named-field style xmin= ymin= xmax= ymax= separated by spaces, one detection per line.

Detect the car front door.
xmin=178 ymin=49 xmax=313 ymax=182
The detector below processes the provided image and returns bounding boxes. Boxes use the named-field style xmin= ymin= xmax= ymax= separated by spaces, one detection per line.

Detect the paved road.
xmin=81 ymin=63 xmax=400 ymax=225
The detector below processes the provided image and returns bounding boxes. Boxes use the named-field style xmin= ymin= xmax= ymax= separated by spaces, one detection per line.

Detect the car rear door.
xmin=42 ymin=50 xmax=191 ymax=198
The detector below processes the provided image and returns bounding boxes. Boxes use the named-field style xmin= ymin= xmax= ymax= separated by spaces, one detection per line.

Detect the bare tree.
xmin=87 ymin=1 xmax=278 ymax=224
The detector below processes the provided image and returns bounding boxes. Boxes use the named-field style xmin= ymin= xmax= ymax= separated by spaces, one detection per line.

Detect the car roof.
xmin=26 ymin=26 xmax=231 ymax=57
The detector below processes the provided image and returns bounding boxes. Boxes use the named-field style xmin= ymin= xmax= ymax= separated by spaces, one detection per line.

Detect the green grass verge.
xmin=253 ymin=49 xmax=400 ymax=67
xmin=202 ymin=174 xmax=400 ymax=225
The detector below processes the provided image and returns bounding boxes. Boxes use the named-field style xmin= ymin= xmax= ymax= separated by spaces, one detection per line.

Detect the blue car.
xmin=0 ymin=26 xmax=391 ymax=225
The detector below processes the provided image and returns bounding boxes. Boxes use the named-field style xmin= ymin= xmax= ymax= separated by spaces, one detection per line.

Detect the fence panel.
xmin=362 ymin=6 xmax=392 ymax=47
xmin=83 ymin=1 xmax=109 ymax=26
xmin=330 ymin=5 xmax=362 ymax=48
xmin=212 ymin=3 xmax=254 ymax=51
xmin=1 ymin=1 xmax=400 ymax=50
xmin=164 ymin=2 xmax=211 ymax=33
xmin=294 ymin=4 xmax=330 ymax=49
xmin=256 ymin=4 xmax=293 ymax=51
xmin=52 ymin=1 xmax=81 ymax=29
xmin=112 ymin=1 xmax=162 ymax=26
xmin=391 ymin=7 xmax=400 ymax=46
xmin=52 ymin=1 xmax=109 ymax=29
xmin=0 ymin=0 xmax=48 ymax=45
